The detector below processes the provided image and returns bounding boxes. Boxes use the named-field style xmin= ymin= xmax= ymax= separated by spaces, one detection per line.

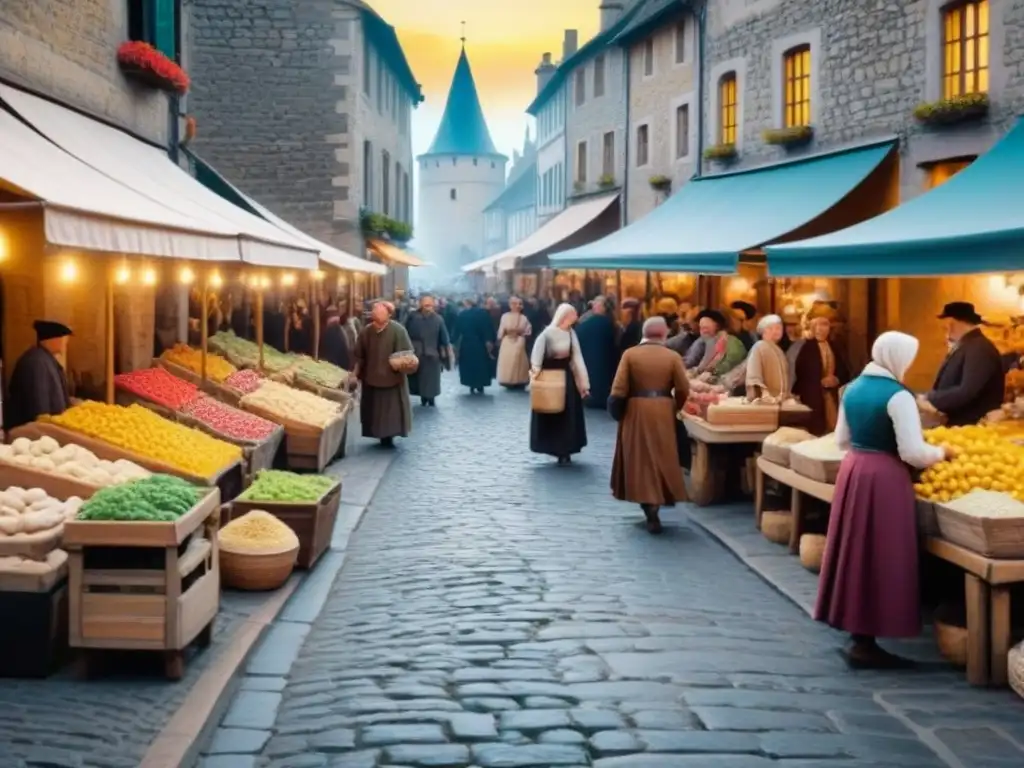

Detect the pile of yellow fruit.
xmin=916 ymin=425 xmax=1024 ymax=503
xmin=43 ymin=402 xmax=242 ymax=478
xmin=161 ymin=344 xmax=237 ymax=383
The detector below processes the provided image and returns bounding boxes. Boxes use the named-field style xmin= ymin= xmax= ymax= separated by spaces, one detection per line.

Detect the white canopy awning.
xmin=0 ymin=107 xmax=240 ymax=260
xmin=463 ymin=193 xmax=619 ymax=273
xmin=1 ymin=84 xmax=318 ymax=269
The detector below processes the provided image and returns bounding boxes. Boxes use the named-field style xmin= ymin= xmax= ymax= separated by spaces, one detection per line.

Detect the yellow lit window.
xmin=943 ymin=0 xmax=989 ymax=98
xmin=783 ymin=45 xmax=811 ymax=127
xmin=719 ymin=73 xmax=737 ymax=145
xmin=925 ymin=159 xmax=974 ymax=189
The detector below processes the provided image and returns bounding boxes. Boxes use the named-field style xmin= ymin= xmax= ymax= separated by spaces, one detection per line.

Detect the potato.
xmin=21 ymin=509 xmax=63 ymax=533
xmin=24 ymin=488 xmax=49 ymax=504
xmin=76 ymin=451 xmax=99 ymax=468
xmin=38 ymin=436 xmax=59 ymax=454
xmin=0 ymin=505 xmax=20 ymax=518
xmin=89 ymin=469 xmax=112 ymax=486
xmin=29 ymin=440 xmax=46 ymax=457
xmin=29 ymin=498 xmax=59 ymax=513
xmin=0 ymin=444 xmax=14 ymax=460
xmin=0 ymin=516 xmax=22 ymax=535
xmin=50 ymin=445 xmax=75 ymax=465
xmin=31 ymin=456 xmax=57 ymax=472
xmin=11 ymin=454 xmax=32 ymax=466
xmin=11 ymin=437 xmax=31 ymax=455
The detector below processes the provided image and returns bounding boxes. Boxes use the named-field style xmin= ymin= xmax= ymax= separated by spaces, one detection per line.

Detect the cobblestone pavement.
xmin=202 ymin=371 xmax=1024 ymax=768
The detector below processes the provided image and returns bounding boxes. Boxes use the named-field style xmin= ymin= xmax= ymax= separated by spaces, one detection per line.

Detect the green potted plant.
xmin=598 ymin=173 xmax=616 ymax=189
xmin=914 ymin=92 xmax=989 ymax=126
xmin=648 ymin=174 xmax=672 ymax=192
xmin=385 ymin=218 xmax=413 ymax=244
xmin=703 ymin=143 xmax=737 ymax=163
xmin=762 ymin=125 xmax=814 ymax=148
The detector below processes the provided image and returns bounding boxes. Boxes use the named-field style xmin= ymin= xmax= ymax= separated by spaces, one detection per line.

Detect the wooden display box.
xmin=0 ymin=460 xmax=102 ymax=502
xmin=788 ymin=447 xmax=843 ymax=484
xmin=62 ymin=489 xmax=221 ymax=679
xmin=0 ymin=580 xmax=69 ymax=677
xmin=242 ymin=402 xmax=350 ymax=472
xmin=228 ymin=480 xmax=341 ymax=569
xmin=293 ymin=376 xmax=353 ymax=407
xmin=935 ymin=504 xmax=1024 ymax=559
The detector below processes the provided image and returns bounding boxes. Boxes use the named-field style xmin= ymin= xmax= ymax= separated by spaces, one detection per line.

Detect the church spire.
xmin=421 ymin=42 xmax=504 ymax=158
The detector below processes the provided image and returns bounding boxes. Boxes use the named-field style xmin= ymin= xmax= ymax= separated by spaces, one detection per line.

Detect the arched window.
xmin=718 ymin=73 xmax=737 ymax=145
xmin=782 ymin=45 xmax=811 ymax=127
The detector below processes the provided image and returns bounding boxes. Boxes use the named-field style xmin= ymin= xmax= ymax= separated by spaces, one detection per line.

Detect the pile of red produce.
xmin=182 ymin=395 xmax=278 ymax=442
xmin=225 ymin=369 xmax=265 ymax=395
xmin=115 ymin=368 xmax=200 ymax=410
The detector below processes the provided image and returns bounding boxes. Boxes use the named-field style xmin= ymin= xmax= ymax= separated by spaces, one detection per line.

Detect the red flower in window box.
xmin=117 ymin=41 xmax=190 ymax=95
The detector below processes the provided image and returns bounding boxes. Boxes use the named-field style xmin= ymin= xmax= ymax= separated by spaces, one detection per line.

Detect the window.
xmin=473 ymin=158 xmax=478 ymax=166
xmin=594 ymin=54 xmax=606 ymax=97
xmin=674 ymin=20 xmax=688 ymax=64
xmin=395 ymin=161 xmax=402 ymax=219
xmin=127 ymin=0 xmax=177 ymax=59
xmin=675 ymin=104 xmax=690 ymax=159
xmin=376 ymin=58 xmax=383 ymax=111
xmin=450 ymin=188 xmax=457 ymax=201
xmin=381 ymin=150 xmax=390 ymax=215
xmin=926 ymin=159 xmax=974 ymax=189
xmin=783 ymin=45 xmax=811 ymax=127
xmin=363 ymin=45 xmax=372 ymax=94
xmin=576 ymin=141 xmax=588 ymax=183
xmin=942 ymin=0 xmax=989 ymax=98
xmin=402 ymin=172 xmax=411 ymax=222
xmin=643 ymin=38 xmax=654 ymax=76
xmin=718 ymin=73 xmax=738 ymax=144
xmin=635 ymin=124 xmax=649 ymax=167
xmin=575 ymin=69 xmax=585 ymax=106
xmin=363 ymin=141 xmax=373 ymax=207
xmin=602 ymin=131 xmax=615 ymax=177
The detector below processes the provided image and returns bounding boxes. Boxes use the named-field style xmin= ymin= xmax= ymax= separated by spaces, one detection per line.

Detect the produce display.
xmin=790 ymin=433 xmax=846 ymax=461
xmin=706 ymin=397 xmax=780 ymax=428
xmin=0 ymin=487 xmax=84 ymax=536
xmin=225 ymin=369 xmax=266 ymax=395
xmin=211 ymin=331 xmax=293 ymax=372
xmin=939 ymin=488 xmax=1024 ymax=518
xmin=917 ymin=425 xmax=1024 ymax=503
xmin=238 ymin=470 xmax=336 ymax=502
xmin=240 ymin=380 xmax=340 ymax=428
xmin=219 ymin=509 xmax=299 ymax=553
xmin=764 ymin=427 xmax=815 ymax=446
xmin=45 ymin=402 xmax=242 ymax=478
xmin=0 ymin=549 xmax=67 ymax=574
xmin=115 ymin=367 xmax=199 ymax=410
xmin=295 ymin=358 xmax=348 ymax=389
xmin=181 ymin=395 xmax=278 ymax=442
xmin=76 ymin=475 xmax=202 ymax=522
xmin=0 ymin=436 xmax=150 ymax=486
xmin=161 ymin=343 xmax=237 ymax=383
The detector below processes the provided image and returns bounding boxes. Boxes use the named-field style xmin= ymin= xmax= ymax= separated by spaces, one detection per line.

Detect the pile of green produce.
xmin=238 ymin=470 xmax=336 ymax=502
xmin=209 ymin=331 xmax=293 ymax=373
xmin=77 ymin=475 xmax=203 ymax=522
xmin=295 ymin=357 xmax=349 ymax=389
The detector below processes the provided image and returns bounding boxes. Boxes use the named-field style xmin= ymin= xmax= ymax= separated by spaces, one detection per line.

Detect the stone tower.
xmin=417 ymin=43 xmax=507 ymax=276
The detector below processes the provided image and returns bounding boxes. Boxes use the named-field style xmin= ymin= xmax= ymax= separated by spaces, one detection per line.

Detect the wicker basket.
xmin=219 ymin=543 xmax=298 ymax=591
xmin=530 ymin=370 xmax=566 ymax=414
xmin=761 ymin=510 xmax=791 ymax=545
xmin=1010 ymin=642 xmax=1024 ymax=701
xmin=934 ymin=618 xmax=967 ymax=667
xmin=799 ymin=534 xmax=826 ymax=572
xmin=934 ymin=504 xmax=1024 ymax=558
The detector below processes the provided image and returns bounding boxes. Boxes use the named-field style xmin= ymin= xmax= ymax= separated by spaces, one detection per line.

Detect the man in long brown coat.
xmin=352 ymin=301 xmax=414 ymax=447
xmin=609 ymin=317 xmax=690 ymax=534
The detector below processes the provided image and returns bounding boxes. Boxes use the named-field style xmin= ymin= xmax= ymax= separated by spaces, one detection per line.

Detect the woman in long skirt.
xmin=815 ymin=331 xmax=951 ymax=669
xmin=496 ymin=296 xmax=532 ymax=388
xmin=529 ymin=303 xmax=589 ymax=465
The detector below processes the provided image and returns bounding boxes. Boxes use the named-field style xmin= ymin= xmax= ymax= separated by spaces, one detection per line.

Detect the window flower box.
xmin=117 ymin=42 xmax=190 ymax=95
xmin=762 ymin=125 xmax=814 ymax=148
xmin=914 ymin=93 xmax=989 ymax=126
xmin=703 ymin=143 xmax=737 ymax=163
xmin=359 ymin=209 xmax=413 ymax=244
xmin=598 ymin=174 xmax=616 ymax=189
xmin=648 ymin=174 xmax=672 ymax=192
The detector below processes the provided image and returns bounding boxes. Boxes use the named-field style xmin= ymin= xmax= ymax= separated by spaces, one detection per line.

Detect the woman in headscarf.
xmin=529 ymin=303 xmax=589 ymax=465
xmin=744 ymin=315 xmax=790 ymax=400
xmin=815 ymin=331 xmax=953 ymax=669
xmin=496 ymin=296 xmax=532 ymax=389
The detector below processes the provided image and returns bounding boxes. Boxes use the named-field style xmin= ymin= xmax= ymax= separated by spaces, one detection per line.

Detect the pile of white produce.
xmin=240 ymin=380 xmax=341 ymax=428
xmin=0 ymin=436 xmax=150 ymax=486
xmin=0 ymin=549 xmax=67 ymax=574
xmin=941 ymin=489 xmax=1024 ymax=518
xmin=0 ymin=487 xmax=83 ymax=537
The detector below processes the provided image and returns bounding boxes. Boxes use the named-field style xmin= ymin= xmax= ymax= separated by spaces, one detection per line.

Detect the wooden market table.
xmin=925 ymin=537 xmax=1024 ymax=687
xmin=755 ymin=456 xmax=835 ymax=553
xmin=681 ymin=414 xmax=775 ymax=506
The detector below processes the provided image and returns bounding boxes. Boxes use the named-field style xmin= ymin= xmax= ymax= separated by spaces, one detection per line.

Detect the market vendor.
xmin=5 ymin=320 xmax=72 ymax=431
xmin=791 ymin=311 xmax=850 ymax=435
xmin=921 ymin=302 xmax=1004 ymax=427
xmin=729 ymin=301 xmax=758 ymax=351
xmin=745 ymin=315 xmax=790 ymax=400
xmin=684 ymin=309 xmax=747 ymax=379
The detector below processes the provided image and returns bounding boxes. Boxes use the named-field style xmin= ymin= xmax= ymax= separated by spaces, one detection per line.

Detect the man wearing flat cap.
xmin=5 ymin=320 xmax=73 ymax=431
xmin=922 ymin=302 xmax=1004 ymax=426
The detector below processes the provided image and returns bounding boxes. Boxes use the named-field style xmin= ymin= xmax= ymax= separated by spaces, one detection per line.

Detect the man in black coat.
xmin=6 ymin=320 xmax=73 ymax=431
xmin=923 ymin=302 xmax=1005 ymax=427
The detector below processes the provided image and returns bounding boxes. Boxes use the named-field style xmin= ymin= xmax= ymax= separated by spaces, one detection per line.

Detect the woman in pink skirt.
xmin=815 ymin=331 xmax=952 ymax=669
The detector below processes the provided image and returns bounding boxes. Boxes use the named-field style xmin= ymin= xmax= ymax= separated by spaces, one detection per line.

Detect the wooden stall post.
xmin=312 ymin=272 xmax=321 ymax=361
xmin=256 ymin=289 xmax=265 ymax=372
xmin=200 ymin=278 xmax=208 ymax=383
xmin=105 ymin=267 xmax=115 ymax=405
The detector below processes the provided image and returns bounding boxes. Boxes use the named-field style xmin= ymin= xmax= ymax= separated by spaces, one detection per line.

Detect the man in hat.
xmin=319 ymin=305 xmax=352 ymax=371
xmin=922 ymin=302 xmax=1004 ymax=427
xmin=6 ymin=320 xmax=73 ymax=431
xmin=729 ymin=300 xmax=759 ymax=351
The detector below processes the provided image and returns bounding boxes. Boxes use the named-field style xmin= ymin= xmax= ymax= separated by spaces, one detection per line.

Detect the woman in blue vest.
xmin=815 ymin=331 xmax=953 ymax=669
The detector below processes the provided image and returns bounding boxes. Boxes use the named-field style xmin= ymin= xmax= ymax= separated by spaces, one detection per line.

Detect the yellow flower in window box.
xmin=762 ymin=125 xmax=814 ymax=148
xmin=648 ymin=174 xmax=672 ymax=192
xmin=914 ymin=93 xmax=989 ymax=126
xmin=703 ymin=143 xmax=737 ymax=162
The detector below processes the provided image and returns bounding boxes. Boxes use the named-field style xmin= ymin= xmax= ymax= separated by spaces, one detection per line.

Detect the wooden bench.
xmin=755 ymin=455 xmax=834 ymax=554
xmin=682 ymin=416 xmax=775 ymax=507
xmin=925 ymin=538 xmax=1024 ymax=687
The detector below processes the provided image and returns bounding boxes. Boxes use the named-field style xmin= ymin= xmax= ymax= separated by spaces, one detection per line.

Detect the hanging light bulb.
xmin=209 ymin=271 xmax=223 ymax=288
xmin=312 ymin=269 xmax=326 ymax=281
xmin=179 ymin=267 xmax=195 ymax=285
xmin=60 ymin=259 xmax=78 ymax=283
xmin=115 ymin=265 xmax=131 ymax=285
xmin=142 ymin=268 xmax=157 ymax=286
xmin=260 ymin=275 xmax=271 ymax=289
xmin=280 ymin=273 xmax=296 ymax=287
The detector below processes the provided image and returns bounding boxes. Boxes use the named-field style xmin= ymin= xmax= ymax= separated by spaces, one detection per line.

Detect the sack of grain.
xmin=762 ymin=427 xmax=814 ymax=465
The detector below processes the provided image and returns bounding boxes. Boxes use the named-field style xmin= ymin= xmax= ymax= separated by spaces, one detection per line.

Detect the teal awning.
xmin=766 ymin=120 xmax=1024 ymax=277
xmin=549 ymin=140 xmax=895 ymax=274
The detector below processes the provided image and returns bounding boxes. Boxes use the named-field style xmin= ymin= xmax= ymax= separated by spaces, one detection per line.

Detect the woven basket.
xmin=219 ymin=543 xmax=298 ymax=591
xmin=761 ymin=510 xmax=791 ymax=545
xmin=1010 ymin=642 xmax=1024 ymax=701
xmin=934 ymin=618 xmax=967 ymax=667
xmin=799 ymin=534 xmax=826 ymax=572
xmin=388 ymin=351 xmax=419 ymax=374
xmin=530 ymin=370 xmax=566 ymax=414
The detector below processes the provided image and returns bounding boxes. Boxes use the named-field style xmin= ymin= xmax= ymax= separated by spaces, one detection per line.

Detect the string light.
xmin=115 ymin=265 xmax=131 ymax=285
xmin=0 ymin=230 xmax=7 ymax=261
xmin=60 ymin=259 xmax=78 ymax=283
xmin=142 ymin=268 xmax=157 ymax=286
xmin=259 ymin=275 xmax=271 ymax=289
xmin=179 ymin=267 xmax=195 ymax=285
xmin=280 ymin=273 xmax=296 ymax=287
xmin=209 ymin=271 xmax=223 ymax=288
xmin=312 ymin=270 xmax=326 ymax=281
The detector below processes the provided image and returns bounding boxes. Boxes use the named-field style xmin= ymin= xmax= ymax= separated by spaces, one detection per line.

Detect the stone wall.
xmin=0 ymin=0 xmax=168 ymax=142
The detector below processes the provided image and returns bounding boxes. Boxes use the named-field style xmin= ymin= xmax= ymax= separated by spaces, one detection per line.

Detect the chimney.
xmin=535 ymin=52 xmax=556 ymax=94
xmin=599 ymin=1 xmax=624 ymax=32
xmin=562 ymin=29 xmax=579 ymax=60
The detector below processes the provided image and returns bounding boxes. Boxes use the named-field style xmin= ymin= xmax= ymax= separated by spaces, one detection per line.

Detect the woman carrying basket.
xmin=529 ymin=303 xmax=590 ymax=465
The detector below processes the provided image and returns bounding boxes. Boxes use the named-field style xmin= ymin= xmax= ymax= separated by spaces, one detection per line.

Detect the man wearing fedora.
xmin=922 ymin=302 xmax=1004 ymax=427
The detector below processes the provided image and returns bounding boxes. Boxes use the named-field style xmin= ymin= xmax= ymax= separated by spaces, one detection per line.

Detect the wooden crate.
xmin=64 ymin=489 xmax=221 ymax=680
xmin=935 ymin=505 xmax=1024 ymax=559
xmin=0 ymin=552 xmax=68 ymax=593
xmin=0 ymin=460 xmax=103 ymax=501
xmin=241 ymin=401 xmax=349 ymax=472
xmin=0 ymin=580 xmax=69 ymax=677
xmin=153 ymin=357 xmax=205 ymax=387
xmin=293 ymin=376 xmax=353 ymax=407
xmin=789 ymin=445 xmax=843 ymax=484
xmin=229 ymin=480 xmax=341 ymax=569
xmin=176 ymin=410 xmax=285 ymax=481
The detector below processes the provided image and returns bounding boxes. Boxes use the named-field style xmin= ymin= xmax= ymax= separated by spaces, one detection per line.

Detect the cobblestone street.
xmin=202 ymin=371 xmax=1023 ymax=768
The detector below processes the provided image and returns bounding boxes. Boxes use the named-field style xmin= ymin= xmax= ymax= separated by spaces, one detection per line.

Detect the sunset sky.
xmin=370 ymin=0 xmax=599 ymax=163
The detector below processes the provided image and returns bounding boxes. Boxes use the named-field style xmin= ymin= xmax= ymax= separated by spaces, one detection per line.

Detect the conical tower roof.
xmin=421 ymin=47 xmax=505 ymax=159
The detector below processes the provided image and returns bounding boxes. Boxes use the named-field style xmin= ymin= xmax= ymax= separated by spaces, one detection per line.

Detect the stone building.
xmin=617 ymin=0 xmax=700 ymax=224
xmin=187 ymin=0 xmax=421 ymax=258
xmin=482 ymin=130 xmax=539 ymax=258
xmin=529 ymin=43 xmax=570 ymax=226
xmin=416 ymin=45 xmax=507 ymax=274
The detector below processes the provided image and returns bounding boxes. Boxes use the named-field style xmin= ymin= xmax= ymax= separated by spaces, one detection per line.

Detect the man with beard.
xmin=352 ymin=301 xmax=414 ymax=447
xmin=404 ymin=294 xmax=452 ymax=406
